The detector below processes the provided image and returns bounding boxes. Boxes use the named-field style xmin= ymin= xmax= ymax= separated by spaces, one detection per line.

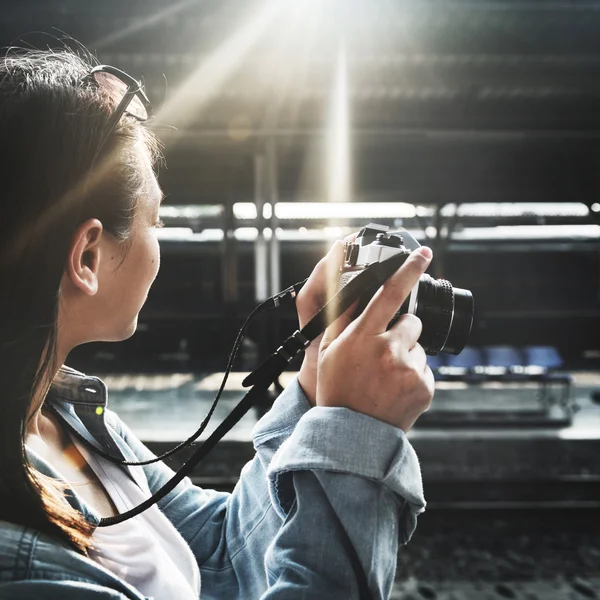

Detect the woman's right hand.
xmin=315 ymin=246 xmax=435 ymax=432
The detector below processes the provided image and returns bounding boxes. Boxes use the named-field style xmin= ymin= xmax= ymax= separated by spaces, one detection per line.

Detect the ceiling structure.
xmin=3 ymin=0 xmax=600 ymax=208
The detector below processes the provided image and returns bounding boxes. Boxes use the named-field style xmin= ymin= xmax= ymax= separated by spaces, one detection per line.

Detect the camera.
xmin=339 ymin=223 xmax=474 ymax=355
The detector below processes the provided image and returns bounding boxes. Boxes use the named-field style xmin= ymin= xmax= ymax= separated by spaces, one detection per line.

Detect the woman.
xmin=0 ymin=48 xmax=434 ymax=599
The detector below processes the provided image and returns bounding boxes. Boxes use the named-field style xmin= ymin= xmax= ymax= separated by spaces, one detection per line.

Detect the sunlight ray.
xmin=152 ymin=0 xmax=282 ymax=132
xmin=326 ymin=41 xmax=350 ymax=205
xmin=91 ymin=0 xmax=201 ymax=51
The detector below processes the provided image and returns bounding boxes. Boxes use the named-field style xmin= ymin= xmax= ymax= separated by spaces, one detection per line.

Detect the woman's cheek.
xmin=152 ymin=236 xmax=161 ymax=276
xmin=148 ymin=234 xmax=161 ymax=284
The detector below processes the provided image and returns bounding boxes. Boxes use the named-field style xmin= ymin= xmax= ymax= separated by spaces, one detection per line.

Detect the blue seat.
xmin=483 ymin=346 xmax=524 ymax=368
xmin=445 ymin=346 xmax=483 ymax=369
xmin=524 ymin=346 xmax=563 ymax=369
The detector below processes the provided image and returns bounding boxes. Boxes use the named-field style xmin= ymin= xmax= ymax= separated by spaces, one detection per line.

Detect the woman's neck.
xmin=26 ymin=341 xmax=70 ymax=438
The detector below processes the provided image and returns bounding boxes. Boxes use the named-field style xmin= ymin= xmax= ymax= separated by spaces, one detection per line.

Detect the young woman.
xmin=0 ymin=48 xmax=434 ymax=599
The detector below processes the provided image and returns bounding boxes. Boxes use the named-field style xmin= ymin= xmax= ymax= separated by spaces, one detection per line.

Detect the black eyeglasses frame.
xmin=90 ymin=64 xmax=153 ymax=160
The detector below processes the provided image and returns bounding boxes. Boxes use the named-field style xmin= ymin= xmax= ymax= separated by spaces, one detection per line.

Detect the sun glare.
xmin=326 ymin=42 xmax=351 ymax=205
xmin=152 ymin=0 xmax=284 ymax=131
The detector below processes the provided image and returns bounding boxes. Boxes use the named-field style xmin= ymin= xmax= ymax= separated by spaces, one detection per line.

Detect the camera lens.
xmin=393 ymin=275 xmax=474 ymax=355
xmin=412 ymin=276 xmax=474 ymax=355
xmin=442 ymin=288 xmax=474 ymax=354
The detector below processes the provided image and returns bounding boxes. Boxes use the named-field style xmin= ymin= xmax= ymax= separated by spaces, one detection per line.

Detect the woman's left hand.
xmin=296 ymin=234 xmax=356 ymax=405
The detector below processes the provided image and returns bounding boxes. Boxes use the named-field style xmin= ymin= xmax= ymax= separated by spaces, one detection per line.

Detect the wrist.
xmin=297 ymin=360 xmax=317 ymax=406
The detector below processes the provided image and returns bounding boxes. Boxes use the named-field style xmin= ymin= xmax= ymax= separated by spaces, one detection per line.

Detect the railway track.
xmin=392 ymin=507 xmax=600 ymax=599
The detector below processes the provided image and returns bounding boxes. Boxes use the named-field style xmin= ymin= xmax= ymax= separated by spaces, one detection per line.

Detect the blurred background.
xmin=4 ymin=1 xmax=600 ymax=598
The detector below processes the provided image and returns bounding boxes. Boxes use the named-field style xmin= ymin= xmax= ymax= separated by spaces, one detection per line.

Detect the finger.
xmin=409 ymin=347 xmax=435 ymax=413
xmin=388 ymin=314 xmax=423 ymax=353
xmin=307 ymin=239 xmax=345 ymax=299
xmin=341 ymin=231 xmax=358 ymax=244
xmin=296 ymin=241 xmax=344 ymax=323
xmin=327 ymin=231 xmax=357 ymax=250
xmin=298 ymin=233 xmax=360 ymax=325
xmin=322 ymin=233 xmax=359 ymax=301
xmin=422 ymin=366 xmax=436 ymax=406
xmin=407 ymin=340 xmax=427 ymax=372
xmin=355 ymin=246 xmax=432 ymax=335
xmin=311 ymin=232 xmax=359 ymax=296
xmin=320 ymin=299 xmax=359 ymax=351
xmin=400 ymin=342 xmax=434 ymax=402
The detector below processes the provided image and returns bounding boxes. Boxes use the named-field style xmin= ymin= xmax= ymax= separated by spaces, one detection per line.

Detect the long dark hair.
xmin=0 ymin=48 xmax=161 ymax=553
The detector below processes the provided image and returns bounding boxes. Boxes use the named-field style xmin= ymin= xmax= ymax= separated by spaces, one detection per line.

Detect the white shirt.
xmin=72 ymin=437 xmax=201 ymax=600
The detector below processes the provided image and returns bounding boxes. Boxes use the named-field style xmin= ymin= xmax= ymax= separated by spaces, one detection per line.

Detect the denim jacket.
xmin=0 ymin=366 xmax=426 ymax=600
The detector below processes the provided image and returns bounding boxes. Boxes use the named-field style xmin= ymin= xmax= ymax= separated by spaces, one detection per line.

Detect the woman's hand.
xmin=296 ymin=235 xmax=356 ymax=405
xmin=316 ymin=246 xmax=435 ymax=432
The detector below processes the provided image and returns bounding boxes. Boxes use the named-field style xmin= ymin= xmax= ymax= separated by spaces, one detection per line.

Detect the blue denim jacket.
xmin=0 ymin=366 xmax=426 ymax=599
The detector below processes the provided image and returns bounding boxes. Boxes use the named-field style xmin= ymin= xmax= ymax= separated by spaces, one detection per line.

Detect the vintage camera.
xmin=339 ymin=223 xmax=474 ymax=355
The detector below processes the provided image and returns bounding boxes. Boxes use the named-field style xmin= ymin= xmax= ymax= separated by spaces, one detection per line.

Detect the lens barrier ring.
xmin=428 ymin=279 xmax=454 ymax=354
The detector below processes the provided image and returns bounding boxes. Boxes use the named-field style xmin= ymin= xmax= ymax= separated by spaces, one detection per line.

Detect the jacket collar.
xmin=45 ymin=365 xmax=129 ymax=466
xmin=49 ymin=365 xmax=108 ymax=407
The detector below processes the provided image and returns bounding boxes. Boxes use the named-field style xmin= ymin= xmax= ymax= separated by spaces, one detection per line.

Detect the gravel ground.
xmin=396 ymin=509 xmax=600 ymax=583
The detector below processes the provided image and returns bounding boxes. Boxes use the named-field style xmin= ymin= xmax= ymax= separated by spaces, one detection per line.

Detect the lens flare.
xmin=326 ymin=42 xmax=351 ymax=205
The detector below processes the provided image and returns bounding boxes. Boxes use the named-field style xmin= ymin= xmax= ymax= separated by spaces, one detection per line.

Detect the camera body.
xmin=339 ymin=223 xmax=474 ymax=355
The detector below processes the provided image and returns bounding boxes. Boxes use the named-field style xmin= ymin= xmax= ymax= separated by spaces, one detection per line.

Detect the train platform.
xmin=97 ymin=370 xmax=600 ymax=499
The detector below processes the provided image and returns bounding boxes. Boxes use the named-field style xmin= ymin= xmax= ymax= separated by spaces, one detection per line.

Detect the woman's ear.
xmin=65 ymin=218 xmax=104 ymax=296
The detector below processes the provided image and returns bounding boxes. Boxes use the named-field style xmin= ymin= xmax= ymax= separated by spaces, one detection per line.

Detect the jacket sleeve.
xmin=260 ymin=407 xmax=425 ymax=599
xmin=106 ymin=378 xmax=426 ymax=600
xmin=0 ymin=581 xmax=131 ymax=600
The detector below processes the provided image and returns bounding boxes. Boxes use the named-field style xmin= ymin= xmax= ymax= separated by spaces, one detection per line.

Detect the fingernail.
xmin=418 ymin=246 xmax=433 ymax=261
